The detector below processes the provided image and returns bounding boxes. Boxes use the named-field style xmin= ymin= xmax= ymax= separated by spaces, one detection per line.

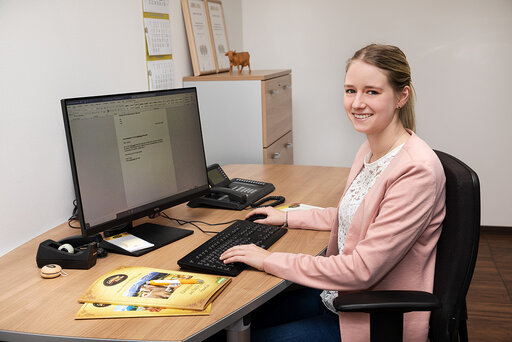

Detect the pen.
xmin=147 ymin=279 xmax=204 ymax=286
xmin=178 ymin=279 xmax=204 ymax=284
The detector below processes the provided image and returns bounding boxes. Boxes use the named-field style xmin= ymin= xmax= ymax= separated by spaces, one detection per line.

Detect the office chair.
xmin=334 ymin=150 xmax=481 ymax=342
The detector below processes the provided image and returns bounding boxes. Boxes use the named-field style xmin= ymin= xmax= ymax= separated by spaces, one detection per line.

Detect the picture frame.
xmin=181 ymin=0 xmax=217 ymax=75
xmin=205 ymin=0 xmax=230 ymax=72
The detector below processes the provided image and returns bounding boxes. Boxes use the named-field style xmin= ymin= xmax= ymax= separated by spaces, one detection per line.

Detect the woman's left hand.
xmin=220 ymin=244 xmax=271 ymax=271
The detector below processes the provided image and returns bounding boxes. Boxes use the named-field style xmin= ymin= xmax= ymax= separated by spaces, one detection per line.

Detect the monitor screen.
xmin=61 ymin=88 xmax=209 ymax=243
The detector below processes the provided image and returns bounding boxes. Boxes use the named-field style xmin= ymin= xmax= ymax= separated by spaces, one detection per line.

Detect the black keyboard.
xmin=177 ymin=220 xmax=287 ymax=276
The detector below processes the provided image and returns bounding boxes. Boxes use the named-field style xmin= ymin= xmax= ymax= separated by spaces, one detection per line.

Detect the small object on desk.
xmin=277 ymin=203 xmax=324 ymax=211
xmin=147 ymin=279 xmax=181 ymax=286
xmin=40 ymin=264 xmax=68 ymax=279
xmin=177 ymin=278 xmax=204 ymax=284
xmin=103 ymin=232 xmax=154 ymax=253
xmin=36 ymin=239 xmax=98 ymax=270
xmin=147 ymin=279 xmax=204 ymax=286
xmin=245 ymin=213 xmax=268 ymax=222
xmin=96 ymin=246 xmax=108 ymax=258
xmin=58 ymin=243 xmax=74 ymax=253
xmin=225 ymin=50 xmax=251 ymax=74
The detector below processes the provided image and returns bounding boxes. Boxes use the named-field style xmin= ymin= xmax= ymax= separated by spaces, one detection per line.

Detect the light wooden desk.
xmin=0 ymin=164 xmax=349 ymax=342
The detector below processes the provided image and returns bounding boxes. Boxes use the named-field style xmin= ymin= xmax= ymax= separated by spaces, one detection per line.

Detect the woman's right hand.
xmin=245 ymin=206 xmax=287 ymax=226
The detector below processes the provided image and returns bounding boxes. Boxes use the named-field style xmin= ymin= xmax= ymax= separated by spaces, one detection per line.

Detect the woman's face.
xmin=344 ymin=60 xmax=404 ymax=136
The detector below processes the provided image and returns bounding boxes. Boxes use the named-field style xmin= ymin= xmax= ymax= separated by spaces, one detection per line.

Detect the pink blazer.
xmin=263 ymin=132 xmax=446 ymax=342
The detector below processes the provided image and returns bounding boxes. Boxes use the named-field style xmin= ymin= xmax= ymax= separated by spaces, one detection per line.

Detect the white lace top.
xmin=320 ymin=143 xmax=404 ymax=313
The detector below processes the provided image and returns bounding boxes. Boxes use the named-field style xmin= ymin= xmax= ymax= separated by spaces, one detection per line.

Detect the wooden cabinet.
xmin=184 ymin=70 xmax=293 ymax=165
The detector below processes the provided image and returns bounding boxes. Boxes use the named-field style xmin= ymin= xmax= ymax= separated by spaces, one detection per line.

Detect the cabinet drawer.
xmin=262 ymin=74 xmax=292 ymax=148
xmin=264 ymin=131 xmax=293 ymax=164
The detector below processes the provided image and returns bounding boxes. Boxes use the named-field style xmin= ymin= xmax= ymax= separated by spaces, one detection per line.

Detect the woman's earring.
xmin=397 ymin=106 xmax=401 ymax=109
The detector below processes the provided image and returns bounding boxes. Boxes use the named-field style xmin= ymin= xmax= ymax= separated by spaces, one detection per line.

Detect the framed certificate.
xmin=182 ymin=0 xmax=217 ymax=75
xmin=205 ymin=0 xmax=230 ymax=72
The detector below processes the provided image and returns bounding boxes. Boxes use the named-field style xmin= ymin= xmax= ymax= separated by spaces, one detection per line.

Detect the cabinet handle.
xmin=270 ymin=89 xmax=279 ymax=95
xmin=284 ymin=84 xmax=292 ymax=90
xmin=272 ymin=152 xmax=281 ymax=159
xmin=285 ymin=142 xmax=293 ymax=149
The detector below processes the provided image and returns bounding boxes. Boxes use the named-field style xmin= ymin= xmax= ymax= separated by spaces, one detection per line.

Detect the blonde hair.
xmin=347 ymin=44 xmax=416 ymax=132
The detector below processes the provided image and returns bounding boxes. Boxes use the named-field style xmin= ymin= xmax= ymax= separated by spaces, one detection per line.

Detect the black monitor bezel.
xmin=61 ymin=87 xmax=210 ymax=237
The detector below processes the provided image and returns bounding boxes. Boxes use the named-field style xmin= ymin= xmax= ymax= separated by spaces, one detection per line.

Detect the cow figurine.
xmin=225 ymin=50 xmax=251 ymax=74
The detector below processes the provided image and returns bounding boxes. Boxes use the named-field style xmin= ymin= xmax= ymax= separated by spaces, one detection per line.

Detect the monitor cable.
xmin=159 ymin=212 xmax=237 ymax=235
xmin=67 ymin=201 xmax=240 ymax=235
xmin=68 ymin=199 xmax=80 ymax=229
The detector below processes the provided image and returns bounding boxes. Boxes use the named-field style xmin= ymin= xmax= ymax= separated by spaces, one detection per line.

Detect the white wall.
xmin=0 ymin=0 xmax=243 ymax=257
xmin=0 ymin=0 xmax=143 ymax=257
xmin=222 ymin=0 xmax=243 ymax=51
xmin=241 ymin=0 xmax=512 ymax=227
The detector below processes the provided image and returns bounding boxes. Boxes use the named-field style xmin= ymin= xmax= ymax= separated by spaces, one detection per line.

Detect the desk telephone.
xmin=188 ymin=164 xmax=284 ymax=210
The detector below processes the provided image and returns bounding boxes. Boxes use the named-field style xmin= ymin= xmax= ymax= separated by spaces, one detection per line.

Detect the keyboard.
xmin=177 ymin=220 xmax=287 ymax=276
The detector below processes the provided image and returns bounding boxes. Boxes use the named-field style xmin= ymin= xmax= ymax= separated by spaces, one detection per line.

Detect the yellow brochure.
xmin=78 ymin=266 xmax=231 ymax=311
xmin=75 ymin=302 xmax=211 ymax=319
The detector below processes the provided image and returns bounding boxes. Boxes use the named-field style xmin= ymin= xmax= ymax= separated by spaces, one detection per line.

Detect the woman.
xmin=220 ymin=44 xmax=446 ymax=342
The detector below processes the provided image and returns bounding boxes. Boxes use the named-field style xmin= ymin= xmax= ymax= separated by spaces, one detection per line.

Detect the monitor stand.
xmin=99 ymin=222 xmax=193 ymax=257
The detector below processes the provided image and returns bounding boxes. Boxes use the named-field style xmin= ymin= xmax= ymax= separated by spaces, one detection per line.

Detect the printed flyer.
xmin=75 ymin=302 xmax=211 ymax=319
xmin=78 ymin=266 xmax=231 ymax=311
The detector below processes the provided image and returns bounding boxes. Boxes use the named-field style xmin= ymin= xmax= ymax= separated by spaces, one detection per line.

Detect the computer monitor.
xmin=61 ymin=88 xmax=209 ymax=255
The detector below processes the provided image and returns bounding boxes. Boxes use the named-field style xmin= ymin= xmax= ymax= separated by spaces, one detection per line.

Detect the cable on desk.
xmin=159 ymin=212 xmax=237 ymax=234
xmin=66 ymin=201 xmax=237 ymax=234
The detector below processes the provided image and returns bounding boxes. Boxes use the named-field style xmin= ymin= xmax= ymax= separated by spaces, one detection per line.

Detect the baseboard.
xmin=481 ymin=225 xmax=512 ymax=234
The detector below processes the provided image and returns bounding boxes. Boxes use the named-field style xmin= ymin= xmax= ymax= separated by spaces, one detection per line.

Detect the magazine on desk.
xmin=75 ymin=302 xmax=211 ymax=319
xmin=78 ymin=266 xmax=231 ymax=311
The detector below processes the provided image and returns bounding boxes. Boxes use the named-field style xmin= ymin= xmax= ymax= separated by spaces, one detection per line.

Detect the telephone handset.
xmin=210 ymin=187 xmax=248 ymax=204
xmin=188 ymin=164 xmax=282 ymax=210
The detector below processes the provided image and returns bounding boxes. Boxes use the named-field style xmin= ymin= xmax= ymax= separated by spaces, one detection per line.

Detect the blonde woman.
xmin=221 ymin=44 xmax=446 ymax=342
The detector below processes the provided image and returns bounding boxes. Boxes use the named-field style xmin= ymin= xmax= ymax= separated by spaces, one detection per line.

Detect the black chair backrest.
xmin=430 ymin=150 xmax=481 ymax=342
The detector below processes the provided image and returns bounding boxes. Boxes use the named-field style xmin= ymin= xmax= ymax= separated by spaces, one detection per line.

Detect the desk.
xmin=0 ymin=164 xmax=349 ymax=341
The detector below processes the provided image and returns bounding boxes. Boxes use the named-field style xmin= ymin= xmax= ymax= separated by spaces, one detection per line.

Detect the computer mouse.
xmin=245 ymin=213 xmax=267 ymax=222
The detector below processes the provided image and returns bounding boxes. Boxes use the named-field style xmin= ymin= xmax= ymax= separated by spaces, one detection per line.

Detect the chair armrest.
xmin=333 ymin=290 xmax=440 ymax=313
